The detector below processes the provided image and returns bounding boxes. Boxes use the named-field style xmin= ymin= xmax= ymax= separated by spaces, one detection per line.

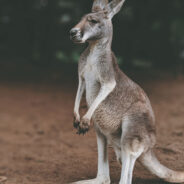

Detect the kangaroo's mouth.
xmin=70 ymin=35 xmax=81 ymax=42
xmin=71 ymin=37 xmax=83 ymax=44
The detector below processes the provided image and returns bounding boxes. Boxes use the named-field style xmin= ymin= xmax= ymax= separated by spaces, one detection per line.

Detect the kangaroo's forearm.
xmin=84 ymin=81 xmax=116 ymax=120
xmin=74 ymin=78 xmax=85 ymax=117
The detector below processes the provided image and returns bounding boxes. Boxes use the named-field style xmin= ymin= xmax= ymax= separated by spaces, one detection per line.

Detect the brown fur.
xmin=70 ymin=0 xmax=184 ymax=183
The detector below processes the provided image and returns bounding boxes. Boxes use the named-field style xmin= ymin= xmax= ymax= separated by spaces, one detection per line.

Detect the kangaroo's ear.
xmin=92 ymin=0 xmax=108 ymax=12
xmin=106 ymin=0 xmax=126 ymax=19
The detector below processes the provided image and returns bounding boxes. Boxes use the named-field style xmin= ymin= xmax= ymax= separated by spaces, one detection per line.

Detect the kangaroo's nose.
xmin=70 ymin=28 xmax=79 ymax=37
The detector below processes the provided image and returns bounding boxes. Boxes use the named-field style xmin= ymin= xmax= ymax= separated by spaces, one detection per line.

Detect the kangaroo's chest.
xmin=83 ymin=54 xmax=100 ymax=106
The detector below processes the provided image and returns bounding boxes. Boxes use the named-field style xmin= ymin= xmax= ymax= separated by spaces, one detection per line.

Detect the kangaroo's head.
xmin=70 ymin=0 xmax=126 ymax=44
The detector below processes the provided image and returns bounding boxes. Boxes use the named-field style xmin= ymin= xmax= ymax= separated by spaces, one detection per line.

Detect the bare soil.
xmin=0 ymin=67 xmax=184 ymax=184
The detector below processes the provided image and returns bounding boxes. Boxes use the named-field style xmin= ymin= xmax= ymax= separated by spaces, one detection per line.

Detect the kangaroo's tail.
xmin=140 ymin=149 xmax=184 ymax=183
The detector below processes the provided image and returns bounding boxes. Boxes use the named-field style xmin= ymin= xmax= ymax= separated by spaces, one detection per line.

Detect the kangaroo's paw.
xmin=73 ymin=113 xmax=80 ymax=129
xmin=76 ymin=117 xmax=90 ymax=135
xmin=70 ymin=177 xmax=110 ymax=184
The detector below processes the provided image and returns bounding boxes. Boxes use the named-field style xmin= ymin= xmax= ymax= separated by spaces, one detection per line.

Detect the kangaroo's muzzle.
xmin=70 ymin=28 xmax=83 ymax=43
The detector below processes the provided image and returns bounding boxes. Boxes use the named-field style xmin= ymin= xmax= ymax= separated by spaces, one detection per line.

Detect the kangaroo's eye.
xmin=90 ymin=19 xmax=98 ymax=24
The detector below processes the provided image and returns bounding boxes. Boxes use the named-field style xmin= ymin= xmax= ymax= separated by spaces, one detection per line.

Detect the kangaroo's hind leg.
xmin=71 ymin=128 xmax=110 ymax=184
xmin=95 ymin=128 xmax=110 ymax=182
xmin=119 ymin=115 xmax=151 ymax=184
xmin=119 ymin=139 xmax=144 ymax=184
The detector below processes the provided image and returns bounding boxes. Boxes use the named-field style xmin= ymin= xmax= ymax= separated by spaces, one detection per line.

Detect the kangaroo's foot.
xmin=71 ymin=176 xmax=110 ymax=184
xmin=0 ymin=176 xmax=7 ymax=182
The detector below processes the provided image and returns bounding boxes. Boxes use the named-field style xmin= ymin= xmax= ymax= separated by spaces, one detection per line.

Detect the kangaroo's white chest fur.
xmin=83 ymin=50 xmax=101 ymax=106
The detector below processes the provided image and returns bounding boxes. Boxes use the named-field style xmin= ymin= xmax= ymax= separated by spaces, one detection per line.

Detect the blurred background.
xmin=0 ymin=1 xmax=184 ymax=184
xmin=1 ymin=0 xmax=184 ymax=72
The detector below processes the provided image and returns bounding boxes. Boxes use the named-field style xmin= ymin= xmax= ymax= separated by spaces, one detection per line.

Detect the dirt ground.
xmin=0 ymin=67 xmax=184 ymax=184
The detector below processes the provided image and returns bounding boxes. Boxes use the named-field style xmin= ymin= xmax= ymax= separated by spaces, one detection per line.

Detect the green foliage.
xmin=56 ymin=51 xmax=68 ymax=62
xmin=0 ymin=0 xmax=184 ymax=70
xmin=132 ymin=59 xmax=152 ymax=69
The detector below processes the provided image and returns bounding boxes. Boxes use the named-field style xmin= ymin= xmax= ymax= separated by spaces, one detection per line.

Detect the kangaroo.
xmin=0 ymin=176 xmax=7 ymax=183
xmin=70 ymin=0 xmax=184 ymax=183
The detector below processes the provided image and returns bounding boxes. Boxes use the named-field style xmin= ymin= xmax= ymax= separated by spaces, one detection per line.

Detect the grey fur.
xmin=92 ymin=0 xmax=108 ymax=12
xmin=70 ymin=0 xmax=184 ymax=183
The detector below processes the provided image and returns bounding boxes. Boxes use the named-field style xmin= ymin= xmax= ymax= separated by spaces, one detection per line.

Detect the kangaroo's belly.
xmin=84 ymin=72 xmax=123 ymax=134
xmin=93 ymin=99 xmax=123 ymax=135
xmin=83 ymin=66 xmax=126 ymax=134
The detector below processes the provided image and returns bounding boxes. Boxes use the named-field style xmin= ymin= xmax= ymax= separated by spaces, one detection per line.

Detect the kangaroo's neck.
xmin=87 ymin=37 xmax=112 ymax=58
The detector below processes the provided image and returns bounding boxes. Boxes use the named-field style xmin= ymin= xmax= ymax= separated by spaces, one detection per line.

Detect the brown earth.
xmin=0 ymin=66 xmax=184 ymax=184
